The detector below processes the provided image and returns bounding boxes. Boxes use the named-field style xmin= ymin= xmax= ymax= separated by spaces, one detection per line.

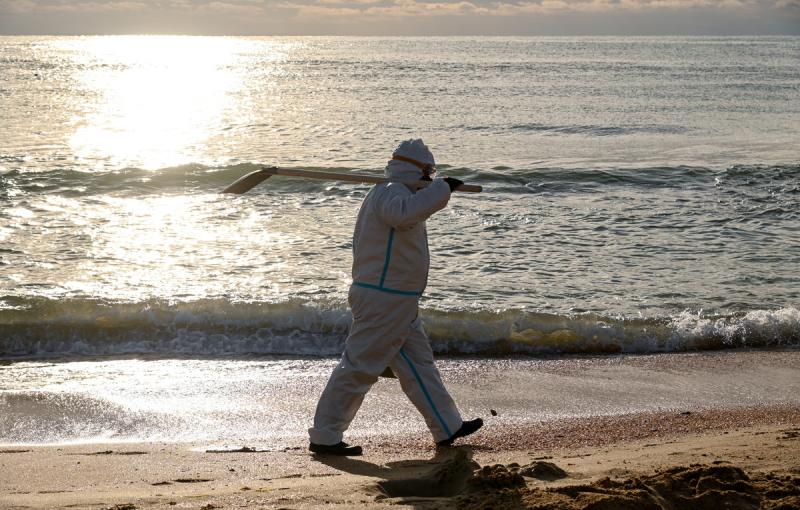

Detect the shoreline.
xmin=2 ymin=404 xmax=798 ymax=509
xmin=4 ymin=349 xmax=799 ymax=446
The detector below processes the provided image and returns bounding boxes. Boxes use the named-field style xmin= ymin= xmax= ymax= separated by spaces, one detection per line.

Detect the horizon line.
xmin=2 ymin=33 xmax=799 ymax=37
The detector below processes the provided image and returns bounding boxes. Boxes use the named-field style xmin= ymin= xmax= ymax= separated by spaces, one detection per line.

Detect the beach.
xmin=3 ymin=350 xmax=799 ymax=509
xmin=2 ymin=406 xmax=798 ymax=509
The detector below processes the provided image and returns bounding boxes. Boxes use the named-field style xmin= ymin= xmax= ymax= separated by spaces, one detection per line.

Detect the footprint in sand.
xmin=375 ymin=449 xmax=480 ymax=499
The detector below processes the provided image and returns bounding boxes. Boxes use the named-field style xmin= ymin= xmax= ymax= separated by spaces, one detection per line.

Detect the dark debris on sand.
xmin=456 ymin=463 xmax=800 ymax=510
xmin=205 ymin=446 xmax=260 ymax=453
xmin=467 ymin=464 xmax=526 ymax=492
xmin=518 ymin=461 xmax=569 ymax=481
xmin=372 ymin=447 xmax=799 ymax=509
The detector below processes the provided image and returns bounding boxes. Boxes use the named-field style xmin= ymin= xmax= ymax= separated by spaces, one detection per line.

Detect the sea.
xmin=1 ymin=36 xmax=799 ymax=445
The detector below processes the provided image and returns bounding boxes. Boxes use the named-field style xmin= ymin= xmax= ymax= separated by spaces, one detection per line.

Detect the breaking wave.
xmin=1 ymin=297 xmax=797 ymax=359
xmin=466 ymin=122 xmax=692 ymax=136
xmin=1 ymin=162 xmax=798 ymax=197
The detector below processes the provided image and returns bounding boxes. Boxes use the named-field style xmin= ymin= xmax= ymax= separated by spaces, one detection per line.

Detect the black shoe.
xmin=309 ymin=441 xmax=363 ymax=456
xmin=437 ymin=418 xmax=484 ymax=447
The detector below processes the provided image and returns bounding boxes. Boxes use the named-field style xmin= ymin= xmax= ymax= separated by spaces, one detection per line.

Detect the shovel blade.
xmin=220 ymin=169 xmax=273 ymax=194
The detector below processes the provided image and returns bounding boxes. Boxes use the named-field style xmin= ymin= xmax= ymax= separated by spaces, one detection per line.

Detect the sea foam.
xmin=1 ymin=297 xmax=797 ymax=358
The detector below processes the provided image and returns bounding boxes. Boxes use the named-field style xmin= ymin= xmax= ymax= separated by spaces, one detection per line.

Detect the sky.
xmin=1 ymin=0 xmax=798 ymax=36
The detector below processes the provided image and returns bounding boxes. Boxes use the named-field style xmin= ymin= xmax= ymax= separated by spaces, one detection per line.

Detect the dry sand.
xmin=1 ymin=404 xmax=798 ymax=509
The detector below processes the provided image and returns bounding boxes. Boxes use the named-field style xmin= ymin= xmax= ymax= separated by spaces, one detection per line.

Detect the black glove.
xmin=443 ymin=177 xmax=463 ymax=192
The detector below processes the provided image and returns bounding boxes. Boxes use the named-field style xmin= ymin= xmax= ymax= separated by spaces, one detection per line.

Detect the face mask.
xmin=421 ymin=165 xmax=436 ymax=181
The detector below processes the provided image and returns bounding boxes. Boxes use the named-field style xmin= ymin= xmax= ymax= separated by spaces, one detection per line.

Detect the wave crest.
xmin=2 ymin=163 xmax=798 ymax=197
xmin=1 ymin=297 xmax=797 ymax=358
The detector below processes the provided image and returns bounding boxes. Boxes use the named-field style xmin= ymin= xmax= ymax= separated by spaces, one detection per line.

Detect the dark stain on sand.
xmin=67 ymin=451 xmax=149 ymax=456
xmin=259 ymin=473 xmax=303 ymax=482
xmin=205 ymin=446 xmax=264 ymax=453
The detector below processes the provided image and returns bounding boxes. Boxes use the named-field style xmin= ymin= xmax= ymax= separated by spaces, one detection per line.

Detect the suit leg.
xmin=309 ymin=287 xmax=417 ymax=445
xmin=389 ymin=314 xmax=463 ymax=442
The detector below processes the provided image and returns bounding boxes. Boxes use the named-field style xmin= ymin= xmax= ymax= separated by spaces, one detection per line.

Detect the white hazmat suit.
xmin=309 ymin=141 xmax=463 ymax=446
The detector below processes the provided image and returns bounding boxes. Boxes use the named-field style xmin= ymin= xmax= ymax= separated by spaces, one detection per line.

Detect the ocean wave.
xmin=464 ymin=122 xmax=691 ymax=136
xmin=2 ymin=163 xmax=798 ymax=197
xmin=0 ymin=163 xmax=266 ymax=196
xmin=1 ymin=297 xmax=797 ymax=359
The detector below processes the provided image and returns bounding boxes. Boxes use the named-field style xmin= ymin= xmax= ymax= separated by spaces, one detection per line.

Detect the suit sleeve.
xmin=374 ymin=179 xmax=451 ymax=229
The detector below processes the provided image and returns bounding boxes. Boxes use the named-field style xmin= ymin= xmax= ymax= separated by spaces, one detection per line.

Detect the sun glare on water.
xmin=23 ymin=36 xmax=302 ymax=301
xmin=65 ymin=36 xmax=261 ymax=170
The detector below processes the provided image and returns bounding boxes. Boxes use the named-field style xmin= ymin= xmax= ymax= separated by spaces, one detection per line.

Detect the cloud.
xmin=1 ymin=0 xmax=797 ymax=33
xmin=0 ymin=0 xmax=147 ymax=12
xmin=0 ymin=0 xmax=791 ymax=16
xmin=315 ymin=0 xmax=384 ymax=4
xmin=271 ymin=0 xmax=482 ymax=18
xmin=265 ymin=0 xmax=795 ymax=19
xmin=0 ymin=0 xmax=266 ymax=14
xmin=195 ymin=1 xmax=266 ymax=15
xmin=0 ymin=0 xmax=36 ymax=13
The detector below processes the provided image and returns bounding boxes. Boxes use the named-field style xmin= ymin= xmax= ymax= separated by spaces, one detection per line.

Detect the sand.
xmin=1 ymin=404 xmax=798 ymax=509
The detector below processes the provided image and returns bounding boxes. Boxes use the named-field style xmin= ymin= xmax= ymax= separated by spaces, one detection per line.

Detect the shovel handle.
xmin=262 ymin=167 xmax=483 ymax=193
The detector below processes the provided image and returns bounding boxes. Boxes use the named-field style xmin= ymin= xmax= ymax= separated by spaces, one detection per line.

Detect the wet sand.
xmin=4 ymin=349 xmax=799 ymax=445
xmin=2 ymin=404 xmax=798 ymax=509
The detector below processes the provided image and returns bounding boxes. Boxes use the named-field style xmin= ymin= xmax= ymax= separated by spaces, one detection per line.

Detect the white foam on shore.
xmin=1 ymin=298 xmax=798 ymax=358
xmin=670 ymin=307 xmax=800 ymax=348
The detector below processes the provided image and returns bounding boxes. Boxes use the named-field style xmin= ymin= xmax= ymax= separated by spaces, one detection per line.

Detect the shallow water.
xmin=1 ymin=351 xmax=798 ymax=445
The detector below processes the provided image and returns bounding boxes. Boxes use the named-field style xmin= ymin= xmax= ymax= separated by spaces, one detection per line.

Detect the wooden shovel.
xmin=221 ymin=166 xmax=483 ymax=194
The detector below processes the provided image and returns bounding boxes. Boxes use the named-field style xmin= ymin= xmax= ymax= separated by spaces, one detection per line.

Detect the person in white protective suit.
xmin=308 ymin=139 xmax=483 ymax=456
